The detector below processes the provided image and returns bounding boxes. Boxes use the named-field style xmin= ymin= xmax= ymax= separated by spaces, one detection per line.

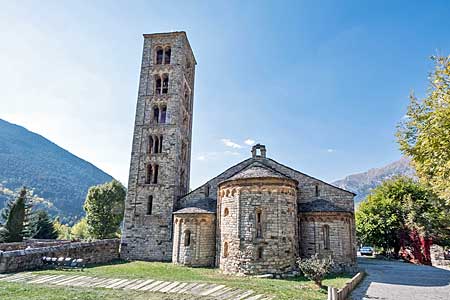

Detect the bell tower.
xmin=121 ymin=32 xmax=196 ymax=261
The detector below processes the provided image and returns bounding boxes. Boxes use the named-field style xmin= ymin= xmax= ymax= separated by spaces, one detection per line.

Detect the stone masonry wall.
xmin=172 ymin=213 xmax=215 ymax=267
xmin=121 ymin=32 xmax=196 ymax=261
xmin=0 ymin=239 xmax=120 ymax=273
xmin=299 ymin=212 xmax=357 ymax=272
xmin=218 ymin=178 xmax=298 ymax=275
xmin=0 ymin=240 xmax=71 ymax=251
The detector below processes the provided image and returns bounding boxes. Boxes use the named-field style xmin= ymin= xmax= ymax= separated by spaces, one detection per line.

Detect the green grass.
xmin=32 ymin=260 xmax=353 ymax=300
xmin=0 ymin=281 xmax=202 ymax=300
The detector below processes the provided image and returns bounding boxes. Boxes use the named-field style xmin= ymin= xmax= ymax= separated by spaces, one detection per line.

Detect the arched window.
xmin=147 ymin=195 xmax=153 ymax=215
xmin=256 ymin=209 xmax=263 ymax=238
xmin=155 ymin=76 xmax=162 ymax=94
xmin=184 ymin=230 xmax=191 ymax=246
xmin=162 ymin=75 xmax=169 ymax=94
xmin=159 ymin=135 xmax=163 ymax=153
xmin=145 ymin=164 xmax=152 ymax=184
xmin=153 ymin=107 xmax=160 ymax=123
xmin=153 ymin=164 xmax=159 ymax=184
xmin=223 ymin=208 xmax=229 ymax=217
xmin=257 ymin=247 xmax=263 ymax=260
xmin=315 ymin=184 xmax=320 ymax=197
xmin=154 ymin=136 xmax=160 ymax=153
xmin=223 ymin=242 xmax=229 ymax=258
xmin=323 ymin=225 xmax=330 ymax=250
xmin=148 ymin=136 xmax=153 ymax=154
xmin=156 ymin=48 xmax=164 ymax=64
xmin=160 ymin=106 xmax=167 ymax=123
xmin=164 ymin=47 xmax=171 ymax=64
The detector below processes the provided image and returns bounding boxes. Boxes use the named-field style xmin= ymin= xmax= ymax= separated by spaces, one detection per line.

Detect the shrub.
xmin=297 ymin=254 xmax=334 ymax=288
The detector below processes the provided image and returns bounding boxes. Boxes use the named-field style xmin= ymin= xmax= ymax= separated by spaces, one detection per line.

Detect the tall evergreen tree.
xmin=31 ymin=210 xmax=58 ymax=239
xmin=1 ymin=188 xmax=27 ymax=242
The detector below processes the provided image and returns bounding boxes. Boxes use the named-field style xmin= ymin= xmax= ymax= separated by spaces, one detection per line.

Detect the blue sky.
xmin=1 ymin=1 xmax=449 ymax=188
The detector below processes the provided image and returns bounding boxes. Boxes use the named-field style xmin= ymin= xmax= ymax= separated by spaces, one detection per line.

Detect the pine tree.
xmin=31 ymin=210 xmax=57 ymax=239
xmin=2 ymin=188 xmax=27 ymax=242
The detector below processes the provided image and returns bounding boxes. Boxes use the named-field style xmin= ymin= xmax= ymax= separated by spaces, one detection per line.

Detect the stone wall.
xmin=0 ymin=239 xmax=120 ymax=273
xmin=121 ymin=31 xmax=196 ymax=261
xmin=299 ymin=212 xmax=357 ymax=272
xmin=172 ymin=213 xmax=215 ymax=267
xmin=0 ymin=240 xmax=71 ymax=251
xmin=218 ymin=177 xmax=298 ymax=275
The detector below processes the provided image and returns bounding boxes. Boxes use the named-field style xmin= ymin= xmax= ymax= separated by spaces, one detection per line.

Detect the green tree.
xmin=397 ymin=55 xmax=450 ymax=203
xmin=356 ymin=177 xmax=450 ymax=253
xmin=84 ymin=180 xmax=126 ymax=239
xmin=71 ymin=218 xmax=90 ymax=240
xmin=31 ymin=210 xmax=58 ymax=239
xmin=0 ymin=188 xmax=28 ymax=242
xmin=53 ymin=217 xmax=72 ymax=240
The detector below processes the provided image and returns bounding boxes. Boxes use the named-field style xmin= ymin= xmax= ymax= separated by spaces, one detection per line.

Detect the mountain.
xmin=0 ymin=119 xmax=114 ymax=224
xmin=332 ymin=157 xmax=416 ymax=205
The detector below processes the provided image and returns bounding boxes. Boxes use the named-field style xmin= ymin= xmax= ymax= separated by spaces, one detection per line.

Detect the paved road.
xmin=351 ymin=257 xmax=450 ymax=300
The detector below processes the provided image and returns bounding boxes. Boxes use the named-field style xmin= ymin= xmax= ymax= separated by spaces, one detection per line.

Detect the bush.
xmin=297 ymin=254 xmax=334 ymax=288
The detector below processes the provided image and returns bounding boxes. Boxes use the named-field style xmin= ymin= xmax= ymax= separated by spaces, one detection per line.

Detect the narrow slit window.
xmin=184 ymin=230 xmax=191 ymax=247
xmin=315 ymin=184 xmax=320 ymax=197
xmin=257 ymin=247 xmax=263 ymax=260
xmin=323 ymin=225 xmax=330 ymax=250
xmin=148 ymin=136 xmax=153 ymax=154
xmin=159 ymin=135 xmax=163 ymax=153
xmin=147 ymin=195 xmax=153 ymax=215
xmin=145 ymin=164 xmax=152 ymax=184
xmin=223 ymin=242 xmax=229 ymax=258
xmin=153 ymin=164 xmax=159 ymax=184
xmin=154 ymin=136 xmax=159 ymax=153
xmin=256 ymin=210 xmax=262 ymax=238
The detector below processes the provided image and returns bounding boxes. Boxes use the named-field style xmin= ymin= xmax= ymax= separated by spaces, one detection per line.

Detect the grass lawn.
xmin=0 ymin=281 xmax=203 ymax=300
xmin=29 ymin=260 xmax=353 ymax=300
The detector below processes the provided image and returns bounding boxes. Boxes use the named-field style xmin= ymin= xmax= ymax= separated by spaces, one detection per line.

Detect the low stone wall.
xmin=0 ymin=240 xmax=72 ymax=251
xmin=328 ymin=271 xmax=365 ymax=300
xmin=0 ymin=239 xmax=120 ymax=273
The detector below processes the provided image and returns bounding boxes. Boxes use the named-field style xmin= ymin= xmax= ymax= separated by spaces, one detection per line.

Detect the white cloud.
xmin=196 ymin=155 xmax=206 ymax=161
xmin=221 ymin=139 xmax=242 ymax=149
xmin=244 ymin=139 xmax=255 ymax=146
xmin=327 ymin=149 xmax=335 ymax=153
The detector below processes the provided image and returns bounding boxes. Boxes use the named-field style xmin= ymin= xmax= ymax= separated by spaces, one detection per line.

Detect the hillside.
xmin=332 ymin=157 xmax=416 ymax=204
xmin=0 ymin=119 xmax=114 ymax=223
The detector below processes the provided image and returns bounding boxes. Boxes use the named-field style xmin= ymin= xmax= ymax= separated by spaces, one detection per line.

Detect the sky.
xmin=1 ymin=1 xmax=449 ymax=189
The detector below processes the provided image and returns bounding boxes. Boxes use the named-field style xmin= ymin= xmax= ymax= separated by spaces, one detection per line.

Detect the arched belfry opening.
xmin=251 ymin=144 xmax=266 ymax=158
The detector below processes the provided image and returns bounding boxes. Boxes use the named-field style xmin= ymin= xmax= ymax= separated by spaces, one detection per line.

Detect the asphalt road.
xmin=351 ymin=257 xmax=450 ymax=300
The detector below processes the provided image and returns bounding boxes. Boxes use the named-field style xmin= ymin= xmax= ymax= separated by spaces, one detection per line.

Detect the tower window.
xmin=153 ymin=164 xmax=159 ymax=184
xmin=160 ymin=106 xmax=167 ymax=123
xmin=256 ymin=209 xmax=263 ymax=238
xmin=159 ymin=135 xmax=163 ymax=152
xmin=153 ymin=107 xmax=160 ymax=123
xmin=148 ymin=136 xmax=153 ymax=154
xmin=154 ymin=136 xmax=160 ymax=153
xmin=147 ymin=196 xmax=153 ymax=215
xmin=315 ymin=184 xmax=320 ymax=197
xmin=156 ymin=48 xmax=164 ymax=64
xmin=323 ymin=225 xmax=330 ymax=250
xmin=155 ymin=77 xmax=162 ymax=94
xmin=145 ymin=164 xmax=153 ymax=184
xmin=164 ymin=47 xmax=171 ymax=64
xmin=162 ymin=75 xmax=169 ymax=94
xmin=184 ymin=230 xmax=191 ymax=247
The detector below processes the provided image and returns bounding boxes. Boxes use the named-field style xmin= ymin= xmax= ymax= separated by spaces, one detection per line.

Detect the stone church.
xmin=121 ymin=31 xmax=357 ymax=275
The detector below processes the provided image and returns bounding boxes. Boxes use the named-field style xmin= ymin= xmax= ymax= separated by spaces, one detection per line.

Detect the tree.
xmin=84 ymin=180 xmax=126 ymax=239
xmin=31 ymin=210 xmax=58 ymax=239
xmin=397 ymin=55 xmax=450 ymax=203
xmin=71 ymin=218 xmax=90 ymax=240
xmin=0 ymin=188 xmax=28 ymax=242
xmin=53 ymin=217 xmax=72 ymax=240
xmin=356 ymin=177 xmax=450 ymax=254
xmin=297 ymin=254 xmax=334 ymax=288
